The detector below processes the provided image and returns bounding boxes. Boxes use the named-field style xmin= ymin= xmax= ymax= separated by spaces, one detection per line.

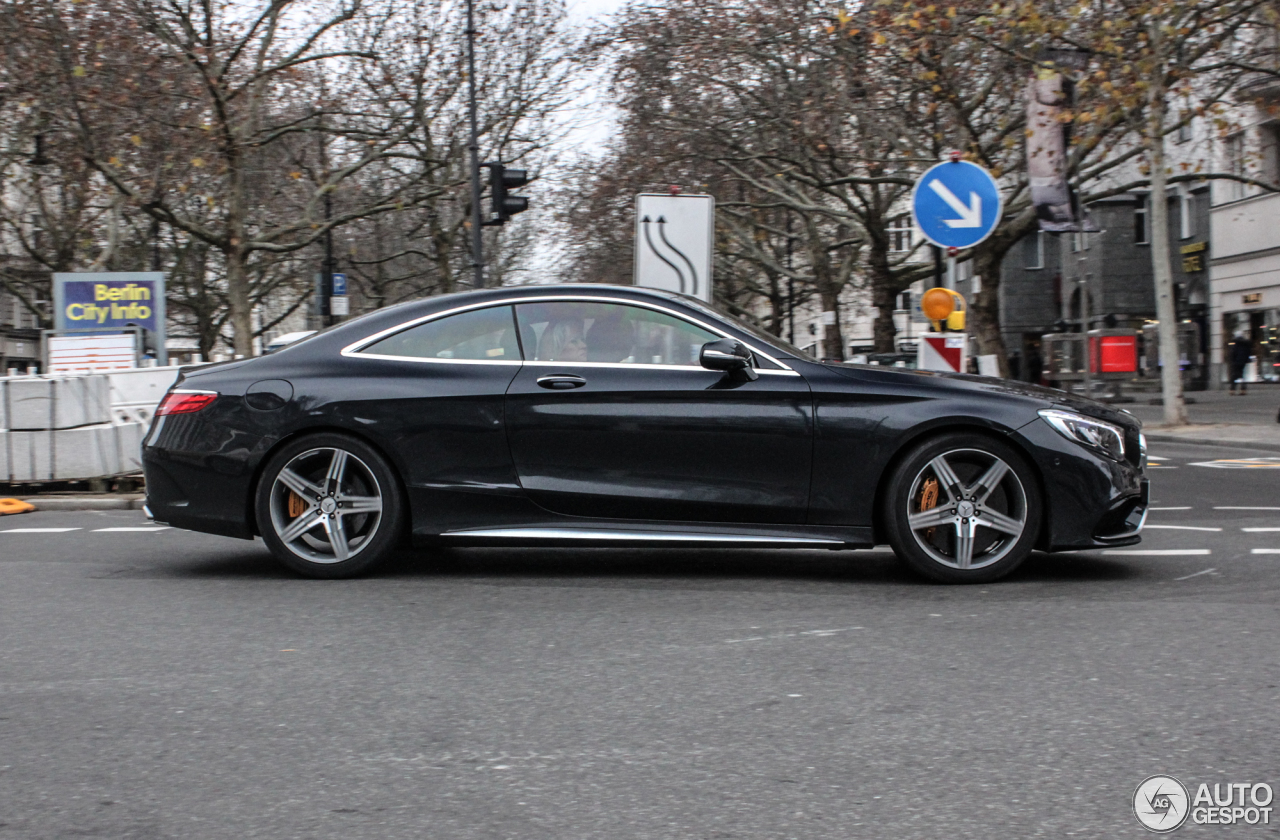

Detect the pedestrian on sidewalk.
xmin=1228 ymin=332 xmax=1254 ymax=395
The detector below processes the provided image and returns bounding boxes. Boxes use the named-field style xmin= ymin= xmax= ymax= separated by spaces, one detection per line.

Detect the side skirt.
xmin=427 ymin=523 xmax=874 ymax=550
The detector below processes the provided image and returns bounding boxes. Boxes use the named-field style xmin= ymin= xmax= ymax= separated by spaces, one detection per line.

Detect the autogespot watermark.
xmin=1133 ymin=775 xmax=1274 ymax=832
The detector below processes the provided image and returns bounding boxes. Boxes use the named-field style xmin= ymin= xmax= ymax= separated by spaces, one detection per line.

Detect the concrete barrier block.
xmin=7 ymin=430 xmax=52 ymax=481
xmin=5 ymin=376 xmax=111 ymax=430
xmin=8 ymin=379 xmax=53 ymax=431
xmin=53 ymin=425 xmax=113 ymax=479
xmin=0 ymin=423 xmax=146 ymax=480
xmin=114 ymin=422 xmax=145 ymax=473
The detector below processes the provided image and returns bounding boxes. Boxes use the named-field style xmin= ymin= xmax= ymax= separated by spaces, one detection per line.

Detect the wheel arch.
xmin=869 ymin=421 xmax=1049 ymax=549
xmin=245 ymin=425 xmax=410 ymax=539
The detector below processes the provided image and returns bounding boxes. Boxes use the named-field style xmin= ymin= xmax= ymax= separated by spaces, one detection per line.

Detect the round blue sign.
xmin=909 ymin=160 xmax=1002 ymax=250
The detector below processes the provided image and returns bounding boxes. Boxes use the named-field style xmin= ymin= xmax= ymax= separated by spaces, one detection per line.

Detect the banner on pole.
xmin=1026 ymin=70 xmax=1078 ymax=233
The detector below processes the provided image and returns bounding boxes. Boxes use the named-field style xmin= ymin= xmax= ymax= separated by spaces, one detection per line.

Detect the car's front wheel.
xmin=882 ymin=433 xmax=1041 ymax=583
xmin=255 ymin=433 xmax=405 ymax=578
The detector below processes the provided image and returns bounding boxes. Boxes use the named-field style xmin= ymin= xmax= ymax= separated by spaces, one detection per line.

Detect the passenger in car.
xmin=538 ymin=318 xmax=588 ymax=362
xmin=586 ymin=312 xmax=636 ymax=363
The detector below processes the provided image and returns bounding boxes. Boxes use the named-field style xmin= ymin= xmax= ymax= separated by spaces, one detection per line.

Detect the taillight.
xmin=155 ymin=389 xmax=218 ymax=416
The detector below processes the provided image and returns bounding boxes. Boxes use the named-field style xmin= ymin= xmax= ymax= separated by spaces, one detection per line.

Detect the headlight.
xmin=1038 ymin=409 xmax=1126 ymax=461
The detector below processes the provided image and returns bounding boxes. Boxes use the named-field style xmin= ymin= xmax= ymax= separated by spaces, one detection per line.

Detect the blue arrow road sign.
xmin=331 ymin=272 xmax=347 ymax=296
xmin=910 ymin=160 xmax=1002 ymax=250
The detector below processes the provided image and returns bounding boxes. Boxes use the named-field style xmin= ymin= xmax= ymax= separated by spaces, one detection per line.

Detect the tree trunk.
xmin=1147 ymin=39 xmax=1188 ymax=425
xmin=867 ymin=239 xmax=898 ymax=353
xmin=820 ymin=285 xmax=844 ymax=361
xmin=225 ymin=245 xmax=254 ymax=357
xmin=969 ymin=249 xmax=1011 ymax=377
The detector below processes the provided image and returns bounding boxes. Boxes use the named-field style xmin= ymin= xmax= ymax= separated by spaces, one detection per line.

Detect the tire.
xmin=255 ymin=433 xmax=405 ymax=578
xmin=881 ymin=432 xmax=1041 ymax=584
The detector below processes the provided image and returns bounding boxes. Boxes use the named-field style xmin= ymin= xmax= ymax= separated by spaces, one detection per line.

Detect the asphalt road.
xmin=2 ymin=440 xmax=1278 ymax=839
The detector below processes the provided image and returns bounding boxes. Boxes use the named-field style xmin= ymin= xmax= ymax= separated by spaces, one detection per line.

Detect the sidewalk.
xmin=6 ymin=494 xmax=146 ymax=511
xmin=1124 ymin=383 xmax=1280 ymax=452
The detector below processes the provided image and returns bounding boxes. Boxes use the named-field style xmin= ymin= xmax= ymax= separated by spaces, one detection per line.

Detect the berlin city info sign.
xmin=53 ymin=272 xmax=167 ymax=362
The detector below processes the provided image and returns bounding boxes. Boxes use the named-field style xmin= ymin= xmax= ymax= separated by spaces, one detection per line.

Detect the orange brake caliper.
xmin=919 ymin=478 xmax=939 ymax=540
xmin=287 ymin=491 xmax=308 ymax=518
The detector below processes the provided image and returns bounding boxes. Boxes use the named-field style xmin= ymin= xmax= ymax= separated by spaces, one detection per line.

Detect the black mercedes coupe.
xmin=142 ymin=284 xmax=1148 ymax=582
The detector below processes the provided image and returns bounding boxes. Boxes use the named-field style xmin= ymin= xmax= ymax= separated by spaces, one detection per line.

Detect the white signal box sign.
xmin=634 ymin=194 xmax=714 ymax=302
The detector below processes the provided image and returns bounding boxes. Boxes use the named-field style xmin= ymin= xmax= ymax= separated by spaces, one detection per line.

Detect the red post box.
xmin=1088 ymin=331 xmax=1138 ymax=374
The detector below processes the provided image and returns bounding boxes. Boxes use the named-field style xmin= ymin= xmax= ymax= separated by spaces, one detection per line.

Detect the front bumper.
xmin=1012 ymin=418 xmax=1148 ymax=551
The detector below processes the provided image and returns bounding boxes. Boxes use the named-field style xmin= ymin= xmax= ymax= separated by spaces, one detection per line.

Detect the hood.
xmin=823 ymin=363 xmax=1140 ymax=430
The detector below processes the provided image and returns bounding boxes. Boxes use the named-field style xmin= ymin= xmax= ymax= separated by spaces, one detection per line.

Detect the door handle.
xmin=536 ymin=374 xmax=587 ymax=390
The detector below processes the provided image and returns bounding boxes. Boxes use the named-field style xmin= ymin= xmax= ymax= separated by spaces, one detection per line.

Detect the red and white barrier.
xmin=917 ymin=333 xmax=968 ymax=373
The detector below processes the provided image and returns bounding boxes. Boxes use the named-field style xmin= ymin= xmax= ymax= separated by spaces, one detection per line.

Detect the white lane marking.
xmin=92 ymin=527 xmax=170 ymax=533
xmin=1242 ymin=527 xmax=1280 ymax=533
xmin=1 ymin=527 xmax=81 ymax=533
xmin=1252 ymin=549 xmax=1280 ymax=555
xmin=1216 ymin=506 xmax=1280 ymax=511
xmin=1191 ymin=458 xmax=1280 ymax=469
xmin=725 ymin=627 xmax=863 ymax=644
xmin=1147 ymin=456 xmax=1169 ymax=461
xmin=1149 ymin=506 xmax=1191 ymax=511
xmin=1102 ymin=549 xmax=1211 ymax=556
xmin=1173 ymin=568 xmax=1217 ymax=581
xmin=1144 ymin=525 xmax=1222 ymax=532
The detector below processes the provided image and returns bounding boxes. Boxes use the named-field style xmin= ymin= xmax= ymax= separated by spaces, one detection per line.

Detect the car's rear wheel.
xmin=882 ymin=433 xmax=1041 ymax=583
xmin=255 ymin=433 xmax=405 ymax=578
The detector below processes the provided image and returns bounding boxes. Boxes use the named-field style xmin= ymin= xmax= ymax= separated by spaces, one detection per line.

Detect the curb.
xmin=1143 ymin=433 xmax=1280 ymax=453
xmin=14 ymin=496 xmax=147 ymax=511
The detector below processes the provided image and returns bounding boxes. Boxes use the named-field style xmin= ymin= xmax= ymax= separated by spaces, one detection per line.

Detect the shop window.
xmin=1134 ymin=195 xmax=1149 ymax=245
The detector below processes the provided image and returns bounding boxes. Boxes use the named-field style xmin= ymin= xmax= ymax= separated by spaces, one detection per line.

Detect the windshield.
xmin=677 ymin=296 xmax=817 ymax=361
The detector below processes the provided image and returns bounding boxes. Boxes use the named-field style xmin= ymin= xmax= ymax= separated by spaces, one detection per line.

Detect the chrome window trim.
xmin=340 ymin=295 xmax=798 ymax=373
xmin=345 ymin=353 xmax=523 ymax=367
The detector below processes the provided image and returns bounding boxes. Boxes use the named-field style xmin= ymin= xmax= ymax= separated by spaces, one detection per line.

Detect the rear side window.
xmin=515 ymin=301 xmax=719 ymax=366
xmin=360 ymin=305 xmax=520 ymax=361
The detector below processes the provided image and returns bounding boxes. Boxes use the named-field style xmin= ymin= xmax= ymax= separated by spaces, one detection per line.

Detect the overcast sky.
xmin=554 ymin=0 xmax=627 ymax=157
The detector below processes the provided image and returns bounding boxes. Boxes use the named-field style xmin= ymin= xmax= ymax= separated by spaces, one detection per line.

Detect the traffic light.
xmin=482 ymin=162 xmax=529 ymax=226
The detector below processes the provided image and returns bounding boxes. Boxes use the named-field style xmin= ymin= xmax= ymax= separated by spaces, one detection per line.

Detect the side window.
xmin=360 ymin=305 xmax=520 ymax=361
xmin=515 ymin=301 xmax=720 ymax=366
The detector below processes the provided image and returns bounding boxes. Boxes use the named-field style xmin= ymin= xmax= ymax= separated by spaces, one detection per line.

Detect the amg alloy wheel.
xmin=256 ymin=434 xmax=404 ymax=578
xmin=883 ymin=433 xmax=1041 ymax=583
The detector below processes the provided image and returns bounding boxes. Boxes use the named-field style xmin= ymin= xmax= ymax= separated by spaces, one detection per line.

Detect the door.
xmin=345 ymin=304 xmax=524 ymax=502
xmin=504 ymin=299 xmax=813 ymax=524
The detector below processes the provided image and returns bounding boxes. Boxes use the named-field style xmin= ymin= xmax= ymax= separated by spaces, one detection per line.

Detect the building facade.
xmin=1208 ymin=84 xmax=1280 ymax=387
xmin=999 ymin=186 xmax=1212 ymax=385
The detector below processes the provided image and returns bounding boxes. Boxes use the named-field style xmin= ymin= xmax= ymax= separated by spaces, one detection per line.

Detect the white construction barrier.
xmin=6 ymin=376 xmax=111 ymax=430
xmin=107 ymin=367 xmax=183 ymax=428
xmin=0 ymin=367 xmax=181 ymax=481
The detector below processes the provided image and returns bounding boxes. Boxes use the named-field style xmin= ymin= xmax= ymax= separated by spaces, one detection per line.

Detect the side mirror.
xmin=699 ymin=338 xmax=759 ymax=381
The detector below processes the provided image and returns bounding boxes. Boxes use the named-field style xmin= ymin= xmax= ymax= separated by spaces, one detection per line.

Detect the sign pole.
xmin=465 ymin=0 xmax=485 ymax=288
